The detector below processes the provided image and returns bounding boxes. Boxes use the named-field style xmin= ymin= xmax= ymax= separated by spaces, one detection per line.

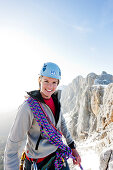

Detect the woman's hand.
xmin=72 ymin=148 xmax=81 ymax=165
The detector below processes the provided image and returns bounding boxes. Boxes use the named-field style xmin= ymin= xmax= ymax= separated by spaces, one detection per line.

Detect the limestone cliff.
xmin=60 ymin=71 xmax=113 ymax=169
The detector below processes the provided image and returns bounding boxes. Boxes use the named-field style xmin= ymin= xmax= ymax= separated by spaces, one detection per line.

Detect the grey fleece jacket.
xmin=4 ymin=90 xmax=75 ymax=170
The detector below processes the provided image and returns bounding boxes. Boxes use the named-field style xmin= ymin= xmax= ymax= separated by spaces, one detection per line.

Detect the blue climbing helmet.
xmin=40 ymin=62 xmax=61 ymax=80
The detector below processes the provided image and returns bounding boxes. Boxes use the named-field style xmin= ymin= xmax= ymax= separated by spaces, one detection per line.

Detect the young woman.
xmin=4 ymin=62 xmax=81 ymax=170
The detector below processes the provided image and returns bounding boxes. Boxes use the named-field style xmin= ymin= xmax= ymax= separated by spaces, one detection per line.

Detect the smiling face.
xmin=39 ymin=76 xmax=59 ymax=99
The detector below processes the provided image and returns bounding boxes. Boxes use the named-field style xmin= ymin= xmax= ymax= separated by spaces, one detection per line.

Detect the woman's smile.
xmin=40 ymin=76 xmax=58 ymax=99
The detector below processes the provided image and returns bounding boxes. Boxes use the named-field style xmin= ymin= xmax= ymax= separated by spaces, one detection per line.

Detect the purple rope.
xmin=27 ymin=97 xmax=83 ymax=170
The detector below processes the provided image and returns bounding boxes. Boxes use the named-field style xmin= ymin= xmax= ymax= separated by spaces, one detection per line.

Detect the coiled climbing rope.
xmin=27 ymin=97 xmax=83 ymax=170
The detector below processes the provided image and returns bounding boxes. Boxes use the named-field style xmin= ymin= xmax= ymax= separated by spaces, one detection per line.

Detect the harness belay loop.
xmin=27 ymin=97 xmax=83 ymax=170
xmin=31 ymin=161 xmax=38 ymax=170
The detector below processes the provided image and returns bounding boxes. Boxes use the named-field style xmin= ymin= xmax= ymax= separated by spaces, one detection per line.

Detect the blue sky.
xmin=0 ymin=0 xmax=113 ymax=111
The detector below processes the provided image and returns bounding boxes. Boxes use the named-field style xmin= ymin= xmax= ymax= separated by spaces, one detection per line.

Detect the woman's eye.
xmin=53 ymin=82 xmax=57 ymax=84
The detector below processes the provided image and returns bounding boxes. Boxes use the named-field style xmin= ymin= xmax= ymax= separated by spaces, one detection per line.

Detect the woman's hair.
xmin=38 ymin=76 xmax=59 ymax=90
xmin=38 ymin=75 xmax=43 ymax=90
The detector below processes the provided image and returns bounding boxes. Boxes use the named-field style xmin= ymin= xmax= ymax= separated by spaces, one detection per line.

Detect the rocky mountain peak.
xmin=94 ymin=71 xmax=113 ymax=85
xmin=61 ymin=71 xmax=113 ymax=169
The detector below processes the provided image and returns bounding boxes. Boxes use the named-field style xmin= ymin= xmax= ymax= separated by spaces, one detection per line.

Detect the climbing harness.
xmin=19 ymin=152 xmax=26 ymax=170
xmin=41 ymin=155 xmax=56 ymax=170
xmin=27 ymin=97 xmax=83 ymax=170
xmin=31 ymin=161 xmax=38 ymax=170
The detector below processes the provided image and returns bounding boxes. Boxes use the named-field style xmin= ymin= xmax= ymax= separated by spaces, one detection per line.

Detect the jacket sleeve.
xmin=61 ymin=113 xmax=76 ymax=148
xmin=4 ymin=101 xmax=33 ymax=170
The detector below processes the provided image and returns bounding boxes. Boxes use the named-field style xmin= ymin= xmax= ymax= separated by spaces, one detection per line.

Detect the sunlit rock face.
xmin=100 ymin=148 xmax=113 ymax=170
xmin=60 ymin=71 xmax=113 ymax=169
xmin=60 ymin=71 xmax=113 ymax=140
xmin=59 ymin=71 xmax=113 ymax=169
xmin=102 ymin=84 xmax=113 ymax=128
xmin=91 ymin=85 xmax=104 ymax=116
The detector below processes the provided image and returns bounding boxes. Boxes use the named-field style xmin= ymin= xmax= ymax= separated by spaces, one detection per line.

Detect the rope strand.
xmin=27 ymin=97 xmax=82 ymax=170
